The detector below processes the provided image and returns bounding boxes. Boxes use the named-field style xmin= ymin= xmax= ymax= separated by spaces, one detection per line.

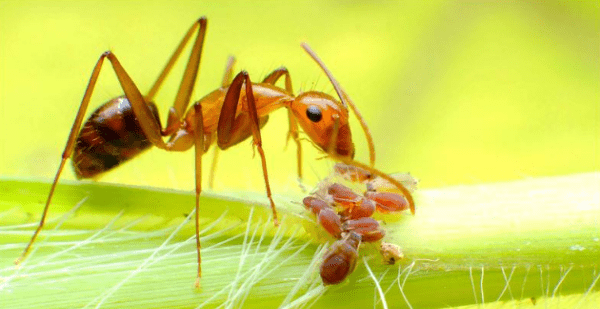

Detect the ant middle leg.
xmin=217 ymin=71 xmax=279 ymax=226
xmin=208 ymin=56 xmax=236 ymax=189
xmin=149 ymin=17 xmax=208 ymax=136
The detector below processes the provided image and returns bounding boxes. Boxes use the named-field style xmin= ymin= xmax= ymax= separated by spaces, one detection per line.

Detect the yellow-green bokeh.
xmin=1 ymin=0 xmax=598 ymax=194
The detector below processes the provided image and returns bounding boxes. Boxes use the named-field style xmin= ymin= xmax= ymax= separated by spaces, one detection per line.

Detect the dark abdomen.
xmin=72 ymin=96 xmax=161 ymax=179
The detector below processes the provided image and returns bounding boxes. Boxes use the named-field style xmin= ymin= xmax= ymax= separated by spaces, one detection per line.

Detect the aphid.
xmin=17 ymin=17 xmax=415 ymax=288
xmin=340 ymin=197 xmax=376 ymax=220
xmin=342 ymin=217 xmax=380 ymax=235
xmin=327 ymin=182 xmax=376 ymax=220
xmin=303 ymin=196 xmax=343 ymax=239
xmin=364 ymin=191 xmax=409 ymax=213
xmin=320 ymin=232 xmax=361 ymax=285
xmin=333 ymin=162 xmax=373 ymax=182
xmin=380 ymin=242 xmax=403 ymax=265
xmin=342 ymin=217 xmax=385 ymax=242
xmin=302 ymin=196 xmax=330 ymax=215
xmin=366 ymin=173 xmax=419 ymax=194
xmin=318 ymin=208 xmax=343 ymax=239
xmin=328 ymin=183 xmax=362 ymax=208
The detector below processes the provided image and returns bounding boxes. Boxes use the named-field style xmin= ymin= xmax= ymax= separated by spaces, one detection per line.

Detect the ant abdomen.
xmin=72 ymin=96 xmax=161 ymax=179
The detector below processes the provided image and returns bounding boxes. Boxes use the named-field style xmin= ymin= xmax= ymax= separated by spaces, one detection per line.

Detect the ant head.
xmin=299 ymin=43 xmax=375 ymax=165
xmin=291 ymin=91 xmax=355 ymax=159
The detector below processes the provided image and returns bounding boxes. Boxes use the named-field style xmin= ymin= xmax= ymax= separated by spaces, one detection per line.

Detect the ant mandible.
xmin=15 ymin=17 xmax=415 ymax=287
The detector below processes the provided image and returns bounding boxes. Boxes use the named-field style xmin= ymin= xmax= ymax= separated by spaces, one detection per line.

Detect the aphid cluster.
xmin=303 ymin=163 xmax=416 ymax=285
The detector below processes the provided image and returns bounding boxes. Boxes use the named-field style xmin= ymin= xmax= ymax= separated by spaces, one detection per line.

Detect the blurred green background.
xmin=0 ymin=1 xmax=598 ymax=308
xmin=0 ymin=0 xmax=598 ymax=193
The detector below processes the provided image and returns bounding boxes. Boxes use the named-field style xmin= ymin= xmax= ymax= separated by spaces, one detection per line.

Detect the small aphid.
xmin=318 ymin=208 xmax=343 ymax=239
xmin=303 ymin=196 xmax=343 ymax=239
xmin=342 ymin=217 xmax=379 ymax=232
xmin=366 ymin=173 xmax=419 ymax=193
xmin=360 ymin=230 xmax=385 ymax=242
xmin=343 ymin=217 xmax=385 ymax=242
xmin=333 ymin=163 xmax=373 ymax=182
xmin=303 ymin=196 xmax=330 ymax=215
xmin=365 ymin=191 xmax=409 ymax=213
xmin=339 ymin=197 xmax=376 ymax=220
xmin=328 ymin=183 xmax=361 ymax=208
xmin=320 ymin=232 xmax=361 ymax=285
xmin=380 ymin=242 xmax=404 ymax=265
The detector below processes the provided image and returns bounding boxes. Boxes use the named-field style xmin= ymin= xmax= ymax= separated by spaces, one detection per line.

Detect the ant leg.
xmin=192 ymin=103 xmax=204 ymax=288
xmin=262 ymin=68 xmax=303 ymax=180
xmin=103 ymin=52 xmax=169 ymax=149
xmin=143 ymin=17 xmax=207 ymax=136
xmin=16 ymin=53 xmax=109 ymax=264
xmin=18 ymin=50 xmax=180 ymax=264
xmin=218 ymin=72 xmax=279 ymax=226
xmin=301 ymin=43 xmax=375 ymax=167
xmin=18 ymin=49 xmax=185 ymax=264
xmin=105 ymin=52 xmax=211 ymax=285
xmin=262 ymin=67 xmax=294 ymax=94
xmin=208 ymin=56 xmax=236 ymax=189
xmin=221 ymin=56 xmax=236 ymax=87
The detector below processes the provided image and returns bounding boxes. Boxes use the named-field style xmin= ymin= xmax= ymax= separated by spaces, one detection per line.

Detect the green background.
xmin=1 ymin=0 xmax=597 ymax=191
xmin=0 ymin=1 xmax=598 ymax=308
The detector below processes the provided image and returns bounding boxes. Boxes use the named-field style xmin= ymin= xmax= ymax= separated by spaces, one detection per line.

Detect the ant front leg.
xmin=262 ymin=68 xmax=303 ymax=180
xmin=217 ymin=72 xmax=279 ymax=226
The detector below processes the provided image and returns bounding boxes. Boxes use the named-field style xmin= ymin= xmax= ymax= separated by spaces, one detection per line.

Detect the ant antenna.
xmin=301 ymin=43 xmax=375 ymax=167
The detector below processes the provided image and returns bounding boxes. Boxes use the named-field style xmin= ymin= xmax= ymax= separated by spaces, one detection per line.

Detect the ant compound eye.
xmin=306 ymin=105 xmax=322 ymax=122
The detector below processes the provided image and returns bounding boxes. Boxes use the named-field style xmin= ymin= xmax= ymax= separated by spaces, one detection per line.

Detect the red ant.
xmin=16 ymin=17 xmax=415 ymax=288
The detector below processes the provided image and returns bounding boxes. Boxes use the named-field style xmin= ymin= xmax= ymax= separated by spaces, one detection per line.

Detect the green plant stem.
xmin=0 ymin=173 xmax=598 ymax=308
xmin=396 ymin=172 xmax=599 ymax=267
